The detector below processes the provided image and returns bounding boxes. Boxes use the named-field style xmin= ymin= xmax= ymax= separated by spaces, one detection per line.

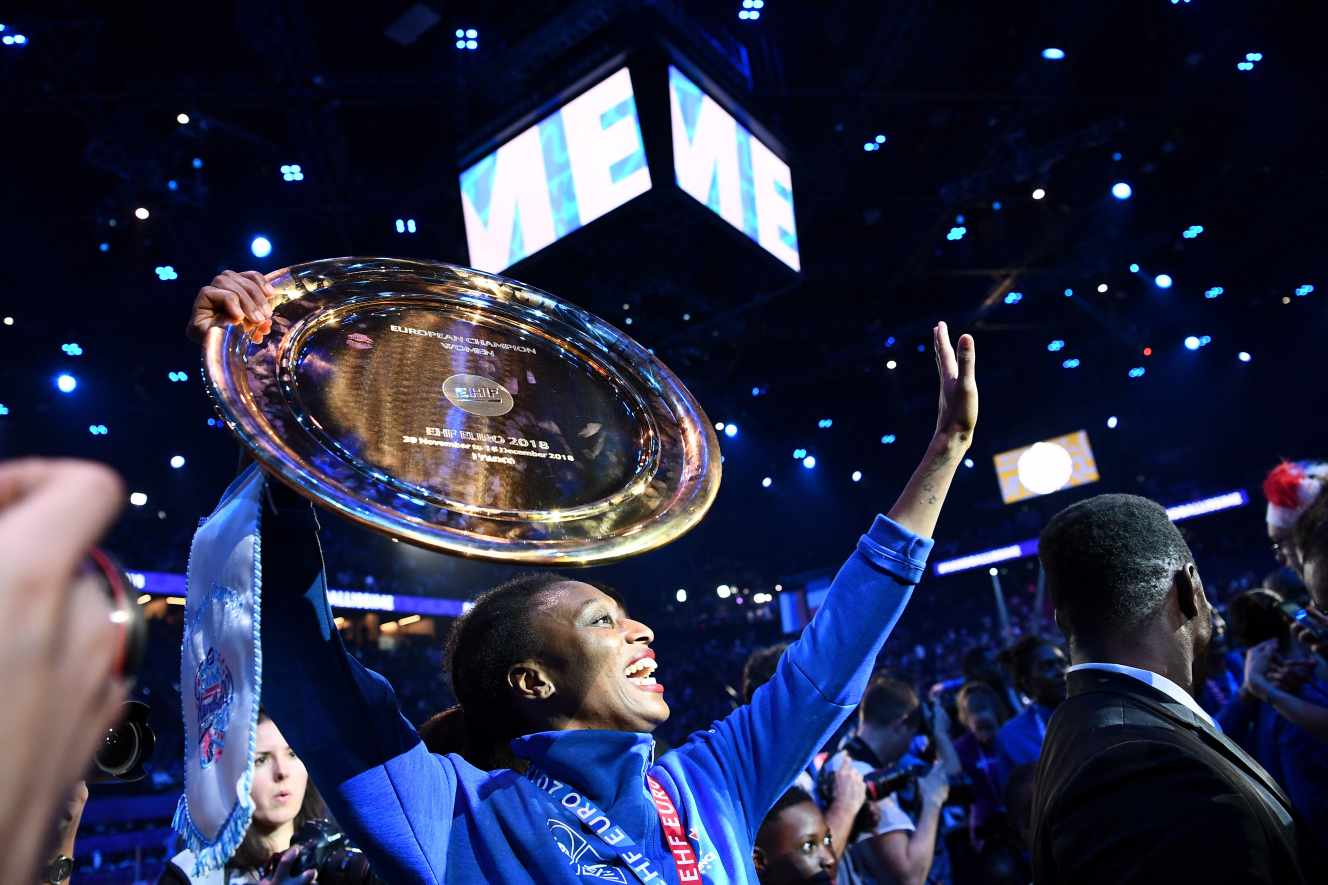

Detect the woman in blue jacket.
xmin=188 ymin=272 xmax=978 ymax=884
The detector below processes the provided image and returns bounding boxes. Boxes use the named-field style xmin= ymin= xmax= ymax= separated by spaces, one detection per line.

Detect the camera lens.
xmin=96 ymin=721 xmax=140 ymax=775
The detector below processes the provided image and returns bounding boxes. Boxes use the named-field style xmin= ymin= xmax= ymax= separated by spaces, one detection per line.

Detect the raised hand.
xmin=933 ymin=321 xmax=977 ymax=443
xmin=186 ymin=269 xmax=277 ymax=345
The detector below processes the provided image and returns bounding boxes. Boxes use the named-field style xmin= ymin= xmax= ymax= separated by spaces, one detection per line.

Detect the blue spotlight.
xmin=61 ymin=343 xmax=83 ymax=356
xmin=155 ymin=265 xmax=178 ymax=281
xmin=192 ymin=157 xmax=204 ymax=169
xmin=1063 ymin=288 xmax=1074 ymax=297
xmin=885 ymin=336 xmax=896 ymax=347
xmin=1062 ymin=358 xmax=1080 ymax=369
xmin=1004 ymin=292 xmax=1023 ymax=304
xmin=1184 ymin=336 xmax=1200 ymax=350
xmin=167 ymin=179 xmax=179 ymax=191
xmin=250 ymin=236 xmax=272 ymax=258
xmin=1047 ymin=339 xmax=1065 ymax=352
xmin=946 ymin=226 xmax=967 ymax=241
xmin=1041 ymin=48 xmax=1066 ymax=60
xmin=1129 ymin=263 xmax=1140 ymax=273
xmin=724 ymin=423 xmax=738 ymax=438
xmin=88 ymin=424 xmax=108 ymax=435
xmin=99 ymin=242 xmax=109 ymax=252
xmin=1111 ymin=182 xmax=1132 ymax=200
xmin=1204 ymin=286 xmax=1224 ymax=299
xmin=802 ymin=456 xmax=817 ymax=469
xmin=992 ymin=200 xmax=1002 ymax=210
xmin=56 ymin=374 xmax=77 ymax=393
xmin=792 ymin=448 xmax=807 ymax=459
xmin=1154 ymin=273 xmax=1173 ymax=289
xmin=880 ymin=434 xmax=896 ymax=444
xmin=817 ymin=418 xmax=833 ymax=429
xmin=1128 ymin=367 xmax=1146 ymax=378
xmin=0 ymin=404 xmax=8 ymax=416
xmin=1295 ymin=284 xmax=1315 ymax=297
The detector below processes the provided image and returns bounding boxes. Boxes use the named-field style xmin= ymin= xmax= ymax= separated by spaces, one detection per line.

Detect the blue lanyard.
xmin=524 ymin=763 xmax=706 ymax=884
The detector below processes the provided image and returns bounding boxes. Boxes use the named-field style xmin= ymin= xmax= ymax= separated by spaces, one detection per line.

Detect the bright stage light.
xmin=762 ymin=477 xmax=772 ymax=488
xmin=996 ymin=430 xmax=1098 ymax=503
xmin=177 ymin=113 xmax=190 ymax=125
xmin=886 ymin=360 xmax=897 ymax=370
xmin=1032 ymin=188 xmax=1046 ymax=200
xmin=1154 ymin=273 xmax=1173 ymax=289
xmin=1184 ymin=336 xmax=1200 ymax=350
xmin=716 ymin=584 xmax=731 ymax=599
xmin=1107 ymin=416 xmax=1118 ymax=428
xmin=170 ymin=455 xmax=186 ymax=469
xmin=1097 ymin=283 xmax=1108 ymax=293
xmin=129 ymin=492 xmax=147 ymax=507
xmin=675 ymin=589 xmax=687 ymax=603
xmin=1129 ymin=263 xmax=1140 ymax=273
xmin=134 ymin=207 xmax=150 ymax=220
xmin=56 ymin=374 xmax=77 ymax=393
xmin=1239 ymin=351 xmax=1251 ymax=362
xmin=1111 ymin=182 xmax=1132 ymax=200
xmin=851 ymin=470 xmax=862 ymax=482
xmin=724 ymin=423 xmax=738 ymax=438
xmin=250 ymin=236 xmax=272 ymax=258
xmin=802 ymin=456 xmax=816 ymax=469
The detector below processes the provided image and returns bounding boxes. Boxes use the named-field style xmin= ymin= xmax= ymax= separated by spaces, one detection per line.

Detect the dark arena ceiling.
xmin=2 ymin=1 xmax=1325 ymax=613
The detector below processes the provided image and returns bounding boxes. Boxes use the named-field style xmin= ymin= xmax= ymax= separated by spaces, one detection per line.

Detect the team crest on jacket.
xmin=546 ymin=819 xmax=628 ymax=882
xmin=195 ymin=647 xmax=234 ymax=768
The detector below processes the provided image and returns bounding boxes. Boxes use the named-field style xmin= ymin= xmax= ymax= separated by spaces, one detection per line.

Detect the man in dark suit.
xmin=1030 ymin=493 xmax=1315 ymax=884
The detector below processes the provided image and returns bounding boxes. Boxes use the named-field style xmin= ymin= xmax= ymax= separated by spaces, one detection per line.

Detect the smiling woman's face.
xmin=524 ymin=581 xmax=670 ymax=733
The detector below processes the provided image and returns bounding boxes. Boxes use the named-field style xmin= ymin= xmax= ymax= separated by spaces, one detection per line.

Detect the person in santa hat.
xmin=1263 ymin=460 xmax=1328 ymax=574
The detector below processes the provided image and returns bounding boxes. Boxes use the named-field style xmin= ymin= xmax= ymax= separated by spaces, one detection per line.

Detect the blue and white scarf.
xmin=172 ymin=465 xmax=267 ymax=874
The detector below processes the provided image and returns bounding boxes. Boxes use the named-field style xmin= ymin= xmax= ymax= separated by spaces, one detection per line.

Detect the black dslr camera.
xmin=287 ymin=819 xmax=384 ymax=885
xmin=84 ymin=550 xmax=155 ymax=784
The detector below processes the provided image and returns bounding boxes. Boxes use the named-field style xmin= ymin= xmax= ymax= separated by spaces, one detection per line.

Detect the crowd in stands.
xmin=67 ymin=472 xmax=1326 ymax=884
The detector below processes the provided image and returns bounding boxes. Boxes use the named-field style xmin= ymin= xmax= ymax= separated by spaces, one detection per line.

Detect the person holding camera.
xmin=1291 ymin=487 xmax=1328 ymax=658
xmin=822 ymin=676 xmax=952 ymax=885
xmin=162 ymin=713 xmax=326 ymax=884
xmin=0 ymin=458 xmax=131 ymax=885
xmin=186 ymin=271 xmax=979 ymax=884
xmin=1216 ymin=586 xmax=1328 ymax=841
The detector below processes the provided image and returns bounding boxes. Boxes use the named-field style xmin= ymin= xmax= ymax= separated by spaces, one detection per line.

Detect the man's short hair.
xmin=1040 ymin=493 xmax=1194 ymax=644
xmin=999 ymin=636 xmax=1053 ymax=688
xmin=741 ymin=643 xmax=789 ymax=705
xmin=860 ymin=675 xmax=918 ymax=728
xmin=756 ymin=787 xmax=817 ymax=846
xmin=956 ymin=680 xmax=1000 ymax=712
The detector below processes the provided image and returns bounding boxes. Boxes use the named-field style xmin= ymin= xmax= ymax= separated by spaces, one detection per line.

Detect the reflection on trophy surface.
xmin=203 ymin=257 xmax=721 ymax=564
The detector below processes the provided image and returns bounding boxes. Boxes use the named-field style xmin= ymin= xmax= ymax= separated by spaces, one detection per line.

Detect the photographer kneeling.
xmin=822 ymin=677 xmax=951 ymax=885
xmin=162 ymin=713 xmax=329 ymax=885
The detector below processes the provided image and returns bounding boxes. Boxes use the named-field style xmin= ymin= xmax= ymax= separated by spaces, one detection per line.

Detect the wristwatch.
xmin=44 ymin=854 xmax=74 ymax=884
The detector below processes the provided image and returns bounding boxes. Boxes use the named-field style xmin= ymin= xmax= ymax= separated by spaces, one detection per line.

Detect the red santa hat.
xmin=1263 ymin=460 xmax=1328 ymax=529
